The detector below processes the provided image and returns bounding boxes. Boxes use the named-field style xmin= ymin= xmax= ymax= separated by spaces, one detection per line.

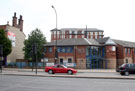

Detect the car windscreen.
xmin=62 ymin=65 xmax=67 ymax=68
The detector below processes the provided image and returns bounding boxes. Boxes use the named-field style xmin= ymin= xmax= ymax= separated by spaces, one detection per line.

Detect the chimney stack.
xmin=12 ymin=12 xmax=17 ymax=27
xmin=18 ymin=15 xmax=23 ymax=32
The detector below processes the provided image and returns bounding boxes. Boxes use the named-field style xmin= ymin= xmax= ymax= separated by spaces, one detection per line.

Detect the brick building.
xmin=0 ymin=13 xmax=25 ymax=65
xmin=44 ymin=29 xmax=135 ymax=69
xmin=51 ymin=28 xmax=104 ymax=42
xmin=113 ymin=39 xmax=135 ymax=67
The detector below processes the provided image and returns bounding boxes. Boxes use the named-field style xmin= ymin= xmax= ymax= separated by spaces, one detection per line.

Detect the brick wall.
xmin=105 ymin=45 xmax=117 ymax=69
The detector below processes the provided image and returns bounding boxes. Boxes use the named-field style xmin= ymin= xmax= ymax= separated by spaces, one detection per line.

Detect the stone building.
xmin=0 ymin=13 xmax=25 ymax=65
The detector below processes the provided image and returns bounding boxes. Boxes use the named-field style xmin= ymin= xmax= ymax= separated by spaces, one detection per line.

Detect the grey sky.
xmin=0 ymin=0 xmax=135 ymax=42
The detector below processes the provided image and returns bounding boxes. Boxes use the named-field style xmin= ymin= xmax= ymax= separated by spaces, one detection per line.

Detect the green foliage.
xmin=23 ymin=28 xmax=47 ymax=61
xmin=0 ymin=29 xmax=12 ymax=57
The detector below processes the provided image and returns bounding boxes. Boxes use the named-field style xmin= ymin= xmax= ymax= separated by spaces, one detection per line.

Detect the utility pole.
xmin=32 ymin=43 xmax=38 ymax=74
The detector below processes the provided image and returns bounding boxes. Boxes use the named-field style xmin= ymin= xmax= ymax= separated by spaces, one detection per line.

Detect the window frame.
xmin=48 ymin=47 xmax=53 ymax=53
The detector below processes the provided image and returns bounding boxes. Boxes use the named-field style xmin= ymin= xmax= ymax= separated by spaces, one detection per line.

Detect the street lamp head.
xmin=51 ymin=5 xmax=54 ymax=8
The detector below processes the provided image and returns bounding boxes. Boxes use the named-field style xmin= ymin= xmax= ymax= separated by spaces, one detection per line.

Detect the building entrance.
xmin=86 ymin=46 xmax=106 ymax=69
xmin=86 ymin=58 xmax=104 ymax=69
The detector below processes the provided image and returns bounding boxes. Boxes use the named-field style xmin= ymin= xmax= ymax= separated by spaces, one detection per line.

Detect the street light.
xmin=51 ymin=5 xmax=58 ymax=64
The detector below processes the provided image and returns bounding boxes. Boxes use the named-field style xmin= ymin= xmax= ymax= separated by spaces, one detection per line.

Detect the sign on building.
xmin=8 ymin=32 xmax=16 ymax=47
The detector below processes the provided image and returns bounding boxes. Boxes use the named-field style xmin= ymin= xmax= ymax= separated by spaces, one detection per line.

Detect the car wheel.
xmin=67 ymin=70 xmax=72 ymax=75
xmin=125 ymin=72 xmax=129 ymax=76
xmin=120 ymin=72 xmax=124 ymax=75
xmin=48 ymin=70 xmax=53 ymax=74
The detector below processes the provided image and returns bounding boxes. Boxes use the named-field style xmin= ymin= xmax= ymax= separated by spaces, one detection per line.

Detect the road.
xmin=0 ymin=75 xmax=135 ymax=91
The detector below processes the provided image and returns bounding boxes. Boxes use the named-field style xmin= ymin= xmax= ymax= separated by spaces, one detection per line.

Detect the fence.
xmin=6 ymin=62 xmax=46 ymax=69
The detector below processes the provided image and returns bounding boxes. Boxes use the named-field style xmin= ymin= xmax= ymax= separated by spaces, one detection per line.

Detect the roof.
xmin=96 ymin=37 xmax=110 ymax=44
xmin=113 ymin=39 xmax=135 ymax=48
xmin=51 ymin=28 xmax=104 ymax=32
xmin=96 ymin=37 xmax=117 ymax=46
xmin=44 ymin=38 xmax=100 ymax=46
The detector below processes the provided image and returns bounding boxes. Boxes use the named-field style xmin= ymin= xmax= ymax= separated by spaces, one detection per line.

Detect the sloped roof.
xmin=51 ymin=28 xmax=104 ymax=32
xmin=113 ymin=39 xmax=135 ymax=48
xmin=96 ymin=37 xmax=110 ymax=44
xmin=44 ymin=38 xmax=100 ymax=46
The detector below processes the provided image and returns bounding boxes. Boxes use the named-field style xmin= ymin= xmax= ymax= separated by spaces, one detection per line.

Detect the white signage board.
xmin=46 ymin=63 xmax=54 ymax=66
xmin=8 ymin=32 xmax=16 ymax=47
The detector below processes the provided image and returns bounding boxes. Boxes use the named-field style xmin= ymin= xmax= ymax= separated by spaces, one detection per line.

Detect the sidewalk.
xmin=2 ymin=68 xmax=116 ymax=73
xmin=1 ymin=68 xmax=135 ymax=80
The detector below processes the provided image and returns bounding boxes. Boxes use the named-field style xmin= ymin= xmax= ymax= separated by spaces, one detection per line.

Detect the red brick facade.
xmin=116 ymin=44 xmax=135 ymax=67
xmin=51 ymin=29 xmax=104 ymax=42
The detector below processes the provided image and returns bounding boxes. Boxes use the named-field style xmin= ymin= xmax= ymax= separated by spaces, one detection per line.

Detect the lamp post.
xmin=51 ymin=5 xmax=58 ymax=64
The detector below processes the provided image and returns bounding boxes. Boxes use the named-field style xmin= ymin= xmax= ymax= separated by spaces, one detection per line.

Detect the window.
xmin=125 ymin=48 xmax=128 ymax=54
xmin=82 ymin=31 xmax=84 ymax=34
xmin=67 ymin=47 xmax=71 ymax=52
xmin=129 ymin=48 xmax=131 ymax=54
xmin=72 ymin=31 xmax=75 ymax=34
xmin=99 ymin=32 xmax=102 ymax=35
xmin=58 ymin=47 xmax=73 ymax=53
xmin=91 ymin=35 xmax=93 ymax=39
xmin=57 ymin=47 xmax=60 ymax=52
xmin=99 ymin=36 xmax=102 ymax=39
xmin=68 ymin=58 xmax=72 ymax=63
xmin=60 ymin=58 xmax=63 ymax=64
xmin=61 ymin=47 xmax=66 ymax=52
xmin=95 ymin=35 xmax=97 ymax=39
xmin=49 ymin=47 xmax=52 ymax=53
xmin=69 ymin=35 xmax=72 ymax=38
xmin=111 ymin=46 xmax=116 ymax=51
xmin=90 ymin=32 xmax=93 ymax=35
xmin=78 ymin=31 xmax=82 ymax=34
xmin=126 ymin=59 xmax=128 ymax=63
xmin=95 ymin=32 xmax=98 ymax=35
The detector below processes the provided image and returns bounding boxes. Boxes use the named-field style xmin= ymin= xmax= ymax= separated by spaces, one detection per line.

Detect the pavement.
xmin=1 ymin=68 xmax=135 ymax=80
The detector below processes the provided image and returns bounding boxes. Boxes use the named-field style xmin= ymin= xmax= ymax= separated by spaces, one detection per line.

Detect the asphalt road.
xmin=0 ymin=75 xmax=135 ymax=91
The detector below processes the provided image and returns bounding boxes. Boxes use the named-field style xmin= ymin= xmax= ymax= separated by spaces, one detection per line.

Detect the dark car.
xmin=117 ymin=63 xmax=135 ymax=76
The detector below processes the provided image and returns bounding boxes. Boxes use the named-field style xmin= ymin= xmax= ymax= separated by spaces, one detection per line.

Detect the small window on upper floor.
xmin=95 ymin=32 xmax=98 ymax=35
xmin=90 ymin=32 xmax=93 ymax=35
xmin=49 ymin=47 xmax=52 ymax=53
xmin=91 ymin=35 xmax=93 ymax=39
xmin=95 ymin=35 xmax=98 ymax=39
xmin=99 ymin=32 xmax=102 ymax=35
xmin=72 ymin=31 xmax=75 ymax=35
xmin=78 ymin=31 xmax=82 ymax=34
xmin=125 ymin=48 xmax=128 ymax=54
xmin=129 ymin=48 xmax=131 ymax=54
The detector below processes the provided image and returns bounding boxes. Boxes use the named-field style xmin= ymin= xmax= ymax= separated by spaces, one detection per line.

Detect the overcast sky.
xmin=0 ymin=0 xmax=135 ymax=42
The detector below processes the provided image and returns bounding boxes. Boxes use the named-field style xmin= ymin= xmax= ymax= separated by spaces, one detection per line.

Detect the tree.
xmin=0 ymin=29 xmax=12 ymax=57
xmin=23 ymin=28 xmax=47 ymax=61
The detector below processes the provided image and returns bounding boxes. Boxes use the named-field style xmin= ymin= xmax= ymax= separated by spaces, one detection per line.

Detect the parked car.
xmin=117 ymin=63 xmax=135 ymax=76
xmin=45 ymin=64 xmax=77 ymax=75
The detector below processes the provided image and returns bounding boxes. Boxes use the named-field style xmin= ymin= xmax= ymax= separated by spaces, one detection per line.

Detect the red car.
xmin=45 ymin=64 xmax=77 ymax=75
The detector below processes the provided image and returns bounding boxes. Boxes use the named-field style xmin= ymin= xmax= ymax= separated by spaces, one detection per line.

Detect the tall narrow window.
xmin=129 ymin=48 xmax=131 ymax=54
xmin=60 ymin=58 xmax=63 ymax=64
xmin=125 ymin=48 xmax=128 ymax=54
